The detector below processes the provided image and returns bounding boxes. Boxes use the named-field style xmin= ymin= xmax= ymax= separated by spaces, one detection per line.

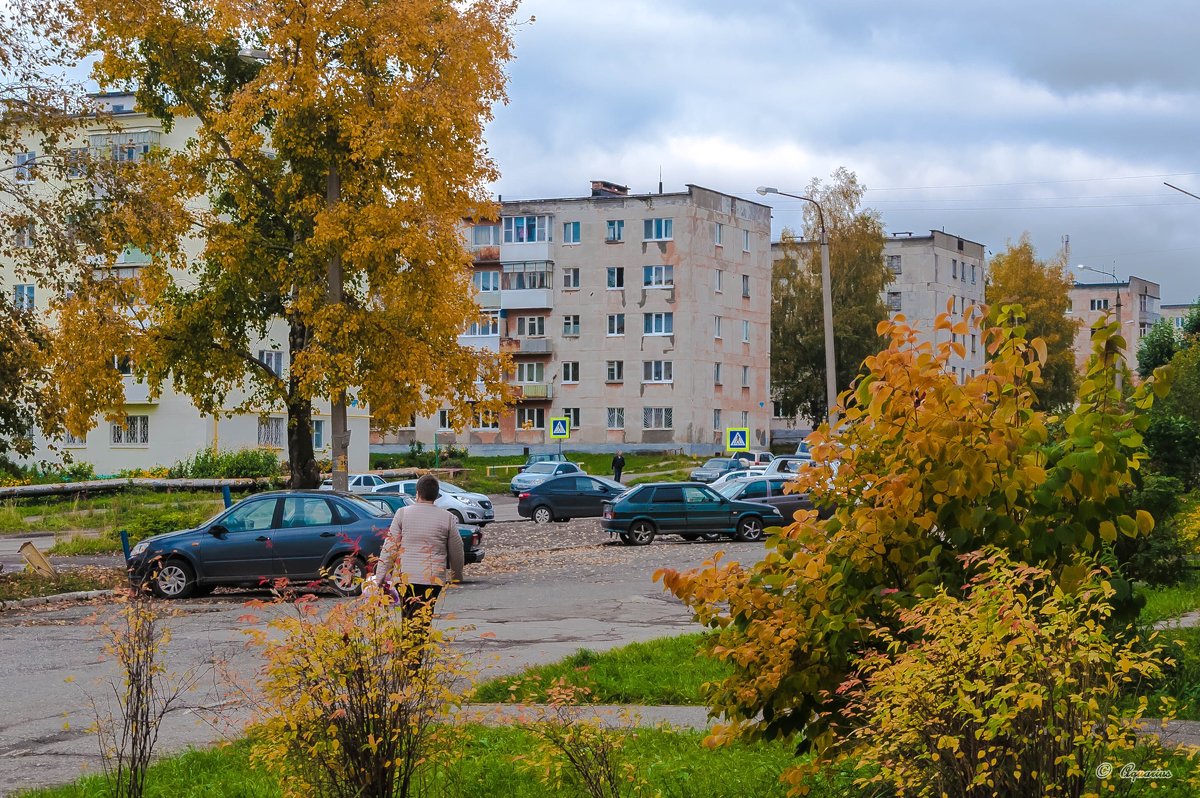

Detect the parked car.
xmin=520 ymin=452 xmax=568 ymax=472
xmin=714 ymin=475 xmax=829 ymax=521
xmin=745 ymin=451 xmax=775 ymax=466
xmin=795 ymin=441 xmax=813 ymax=459
xmin=710 ymin=467 xmax=767 ymax=487
xmin=127 ymin=490 xmax=393 ymax=599
xmin=374 ymin=480 xmax=494 ymax=526
xmin=510 ymin=461 xmax=584 ymax=496
xmin=600 ymin=481 xmax=785 ymax=546
xmin=319 ymin=473 xmax=389 ymax=494
xmin=362 ymin=494 xmax=485 ymax=564
xmin=688 ymin=457 xmax=746 ymax=484
xmin=763 ymin=455 xmax=817 ymax=476
xmin=516 ymin=474 xmax=628 ymax=523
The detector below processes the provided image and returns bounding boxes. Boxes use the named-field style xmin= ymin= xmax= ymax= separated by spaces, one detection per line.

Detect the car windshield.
xmin=438 ymin=482 xmax=467 ymax=494
xmin=702 ymin=459 xmax=728 ymax=469
xmin=527 ymin=463 xmax=557 ymax=474
xmin=715 ymin=481 xmax=744 ymax=499
xmin=340 ymin=494 xmax=392 ymax=518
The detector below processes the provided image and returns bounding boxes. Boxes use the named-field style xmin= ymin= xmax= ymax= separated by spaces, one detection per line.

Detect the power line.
xmin=863 ymin=172 xmax=1200 ymax=192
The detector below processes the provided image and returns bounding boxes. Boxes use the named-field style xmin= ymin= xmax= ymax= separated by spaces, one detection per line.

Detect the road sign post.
xmin=549 ymin=417 xmax=570 ymax=456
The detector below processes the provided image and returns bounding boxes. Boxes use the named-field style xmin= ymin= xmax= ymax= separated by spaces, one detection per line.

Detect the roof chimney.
xmin=591 ymin=180 xmax=630 ymax=197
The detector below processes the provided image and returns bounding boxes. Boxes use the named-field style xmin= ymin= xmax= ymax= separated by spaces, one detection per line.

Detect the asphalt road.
xmin=0 ymin=516 xmax=751 ymax=796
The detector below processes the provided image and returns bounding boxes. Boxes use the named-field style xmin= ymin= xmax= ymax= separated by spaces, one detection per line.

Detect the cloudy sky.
xmin=485 ymin=0 xmax=1200 ymax=301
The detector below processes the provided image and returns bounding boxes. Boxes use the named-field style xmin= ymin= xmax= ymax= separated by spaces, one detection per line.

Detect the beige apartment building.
xmin=372 ymin=181 xmax=775 ymax=455
xmin=1160 ymin=302 xmax=1194 ymax=331
xmin=4 ymin=92 xmax=370 ymax=475
xmin=1068 ymin=276 xmax=1160 ymax=376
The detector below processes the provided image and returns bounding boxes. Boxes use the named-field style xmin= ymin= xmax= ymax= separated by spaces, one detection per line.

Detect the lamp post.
xmin=757 ymin=186 xmax=838 ymax=424
xmin=1075 ymin=263 xmax=1123 ymax=390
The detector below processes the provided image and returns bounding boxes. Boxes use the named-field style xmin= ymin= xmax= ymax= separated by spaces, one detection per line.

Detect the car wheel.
xmin=151 ymin=558 xmax=196 ymax=600
xmin=680 ymin=533 xmax=699 ymax=541
xmin=736 ymin=516 xmax=765 ymax=542
xmin=449 ymin=510 xmax=465 ymax=523
xmin=533 ymin=505 xmax=553 ymax=524
xmin=700 ymin=532 xmax=722 ymax=542
xmin=625 ymin=520 xmax=656 ymax=546
xmin=327 ymin=555 xmax=366 ymax=597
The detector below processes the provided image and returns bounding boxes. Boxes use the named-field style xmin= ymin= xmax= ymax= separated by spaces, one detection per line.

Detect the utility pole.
xmin=327 ymin=167 xmax=350 ymax=492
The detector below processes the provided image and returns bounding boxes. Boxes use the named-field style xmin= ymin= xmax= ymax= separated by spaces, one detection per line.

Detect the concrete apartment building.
xmin=1068 ymin=276 xmax=1160 ymax=376
xmin=3 ymin=92 xmax=370 ymax=474
xmin=372 ymin=181 xmax=775 ymax=455
xmin=1160 ymin=302 xmax=1194 ymax=331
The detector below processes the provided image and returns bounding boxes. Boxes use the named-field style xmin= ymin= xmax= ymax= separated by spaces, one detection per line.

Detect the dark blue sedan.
xmin=127 ymin=490 xmax=392 ymax=599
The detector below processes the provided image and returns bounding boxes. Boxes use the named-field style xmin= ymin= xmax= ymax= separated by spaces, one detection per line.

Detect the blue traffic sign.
xmin=550 ymin=417 xmax=571 ymax=439
xmin=726 ymin=427 xmax=750 ymax=451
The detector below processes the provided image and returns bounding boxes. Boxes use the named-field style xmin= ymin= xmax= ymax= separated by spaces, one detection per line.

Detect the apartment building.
xmin=372 ymin=181 xmax=774 ymax=455
xmin=1068 ymin=276 xmax=1160 ymax=376
xmin=3 ymin=92 xmax=369 ymax=474
xmin=1160 ymin=302 xmax=1194 ymax=331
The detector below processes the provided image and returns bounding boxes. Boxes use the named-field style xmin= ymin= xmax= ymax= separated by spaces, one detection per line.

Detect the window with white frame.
xmin=66 ymin=147 xmax=87 ymax=180
xmin=743 ymin=229 xmax=751 ymax=251
xmin=715 ymin=269 xmax=723 ymax=293
xmin=258 ymin=417 xmax=284 ymax=447
xmin=564 ymin=407 xmax=581 ymax=429
xmin=465 ymin=312 xmax=499 ymax=336
xmin=643 ymin=264 xmax=673 ymax=288
xmin=14 ymin=151 xmax=35 ymax=182
xmin=13 ymin=284 xmax=35 ymax=311
xmin=713 ymin=409 xmax=721 ymax=430
xmin=643 ymin=312 xmax=673 ymax=335
xmin=742 ymin=320 xmax=750 ymax=342
xmin=562 ymin=314 xmax=580 ymax=336
xmin=516 ymin=315 xmax=545 ymax=336
xmin=970 ymin=264 xmax=977 ymax=284
xmin=606 ymin=360 xmax=624 ymax=382
xmin=258 ymin=349 xmax=284 ymax=377
xmin=563 ymin=221 xmax=580 ymax=244
xmin=952 ymin=259 xmax=958 ymax=279
xmin=741 ymin=365 xmax=750 ymax=387
xmin=312 ymin=419 xmax=326 ymax=449
xmin=562 ymin=268 xmax=580 ymax=289
xmin=713 ymin=222 xmax=723 ymax=246
xmin=740 ymin=410 xmax=749 ymax=426
xmin=887 ymin=254 xmax=902 ymax=274
xmin=606 ymin=266 xmax=624 ymax=289
xmin=14 ymin=224 xmax=33 ymax=249
xmin=606 ymin=219 xmax=624 ymax=242
xmin=503 ymin=215 xmax=551 ymax=243
xmin=516 ymin=362 xmax=545 ymax=383
xmin=714 ymin=315 xmax=723 ymax=338
xmin=502 ymin=261 xmax=552 ymax=290
xmin=400 ymin=414 xmax=416 ymax=429
xmin=714 ymin=362 xmax=722 ymax=385
xmin=643 ymin=218 xmax=673 ymax=241
xmin=642 ymin=406 xmax=673 ymax=430
xmin=114 ymin=355 xmax=133 ymax=375
xmin=472 ymin=224 xmax=500 ymax=246
xmin=64 ymin=430 xmax=86 ymax=447
xmin=562 ymin=361 xmax=580 ymax=383
xmin=438 ymin=409 xmax=452 ymax=430
xmin=472 ymin=271 xmax=500 ymax=292
xmin=90 ymin=131 xmax=160 ymax=162
xmin=111 ymin=415 xmax=149 ymax=446
xmin=517 ymin=407 xmax=545 ymax=429
xmin=1090 ymin=298 xmax=1110 ymax=311
xmin=607 ymin=313 xmax=625 ymax=336
xmin=742 ymin=274 xmax=750 ymax=298
xmin=642 ymin=360 xmax=673 ymax=383
xmin=473 ymin=410 xmax=499 ymax=430
xmin=887 ymin=291 xmax=902 ymax=312
xmin=606 ymin=407 xmax=624 ymax=429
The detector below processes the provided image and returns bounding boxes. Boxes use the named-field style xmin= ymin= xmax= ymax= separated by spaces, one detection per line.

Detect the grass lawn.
xmin=0 ymin=566 xmax=124 ymax=602
xmin=47 ymin=501 xmax=225 ymax=555
xmin=0 ymin=490 xmax=235 ymax=537
xmin=473 ymin=633 xmax=729 ymax=705
xmin=1141 ymin=576 xmax=1200 ymax=626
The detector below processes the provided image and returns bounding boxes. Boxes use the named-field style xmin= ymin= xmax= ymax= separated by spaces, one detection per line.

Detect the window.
xmin=562 ymin=314 xmax=580 ymax=336
xmin=740 ymin=410 xmax=749 ymax=426
xmin=1091 ymin=298 xmax=1110 ymax=311
xmin=714 ymin=362 xmax=722 ymax=385
xmin=887 ymin=254 xmax=902 ymax=273
xmin=114 ymin=355 xmax=133 ymax=376
xmin=503 ymin=215 xmax=551 ymax=243
xmin=607 ymin=407 xmax=624 ymax=429
xmin=257 ymin=416 xmax=284 ymax=447
xmin=64 ymin=430 xmax=86 ymax=447
xmin=715 ymin=269 xmax=723 ymax=293
xmin=643 ymin=264 xmax=673 ymax=288
xmin=258 ymin=349 xmax=284 ymax=377
xmin=465 ymin=312 xmax=499 ymax=336
xmin=714 ymin=315 xmax=723 ymax=339
xmin=14 ymin=224 xmax=33 ymax=249
xmin=741 ymin=365 xmax=750 ymax=387
xmin=502 ymin=261 xmax=552 ymax=289
xmin=90 ymin=131 xmax=160 ymax=162
xmin=562 ymin=268 xmax=580 ymax=289
xmin=743 ymin=229 xmax=751 ymax=251
xmin=742 ymin=320 xmax=750 ymax=343
xmin=564 ymin=407 xmax=581 ymax=429
xmin=280 ymin=497 xmax=334 ymax=528
xmin=472 ymin=224 xmax=500 ymax=246
xmin=713 ymin=222 xmax=723 ymax=246
xmin=887 ymin=291 xmax=902 ymax=312
xmin=13 ymin=284 xmax=34 ymax=312
xmin=742 ymin=274 xmax=750 ymax=298
xmin=222 ymin=498 xmax=276 ymax=533
xmin=563 ymin=361 xmax=580 ymax=383
xmin=642 ymin=360 xmax=673 ymax=383
xmin=606 ymin=219 xmax=624 ymax=242
xmin=111 ymin=415 xmax=149 ymax=446
xmin=971 ymin=264 xmax=977 ymax=284
xmin=438 ymin=410 xmax=452 ymax=430
xmin=14 ymin=151 xmax=35 ymax=182
xmin=517 ymin=407 xmax=545 ymax=429
xmin=952 ymin=259 xmax=958 ymax=280
xmin=563 ymin=221 xmax=580 ymax=244
xmin=312 ymin=419 xmax=325 ymax=449
xmin=642 ymin=407 xmax=673 ymax=429
xmin=606 ymin=360 xmax=624 ymax=382
xmin=607 ymin=313 xmax=625 ymax=336
xmin=516 ymin=315 xmax=545 ymax=336
xmin=473 ymin=271 xmax=500 ymax=292
xmin=643 ymin=312 xmax=673 ymax=335
xmin=473 ymin=410 xmax=499 ymax=429
xmin=643 ymin=218 xmax=673 ymax=241
xmin=516 ymin=362 xmax=545 ymax=383
xmin=1140 ymin=294 xmax=1157 ymax=313
xmin=713 ymin=409 xmax=721 ymax=430
xmin=606 ymin=266 xmax=624 ymax=289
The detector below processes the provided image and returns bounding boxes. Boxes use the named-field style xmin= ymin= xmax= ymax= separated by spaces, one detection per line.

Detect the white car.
xmin=374 ymin=479 xmax=494 ymax=526
xmin=319 ymin=473 xmax=389 ymax=494
xmin=710 ymin=467 xmax=767 ymax=487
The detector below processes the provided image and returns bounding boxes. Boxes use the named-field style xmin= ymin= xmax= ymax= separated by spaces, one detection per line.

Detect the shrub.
xmin=168 ymin=448 xmax=283 ymax=479
xmin=1118 ymin=474 xmax=1191 ymax=586
xmin=1145 ymin=414 xmax=1200 ymax=486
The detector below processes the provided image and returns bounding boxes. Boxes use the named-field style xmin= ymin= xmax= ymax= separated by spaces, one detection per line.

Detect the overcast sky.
xmin=485 ymin=0 xmax=1200 ymax=301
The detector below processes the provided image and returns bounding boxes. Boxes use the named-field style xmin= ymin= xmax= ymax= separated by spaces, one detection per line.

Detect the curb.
xmin=0 ymin=588 xmax=116 ymax=613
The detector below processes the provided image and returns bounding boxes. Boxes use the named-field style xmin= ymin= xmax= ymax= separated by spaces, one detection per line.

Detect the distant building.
xmin=1068 ymin=276 xmax=1160 ymax=376
xmin=1160 ymin=302 xmax=1194 ymax=331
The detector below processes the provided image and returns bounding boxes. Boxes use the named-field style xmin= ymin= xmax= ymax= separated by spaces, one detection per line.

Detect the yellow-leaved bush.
xmin=657 ymin=306 xmax=1174 ymax=793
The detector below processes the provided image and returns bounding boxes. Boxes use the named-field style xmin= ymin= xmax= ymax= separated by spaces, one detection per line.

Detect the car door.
xmin=195 ymin=496 xmax=281 ymax=582
xmin=682 ymin=485 xmax=731 ymax=533
xmin=766 ymin=477 xmax=813 ymax=520
xmin=542 ymin=476 xmax=582 ymax=517
xmin=649 ymin=486 xmax=687 ymax=533
xmin=578 ymin=478 xmax=620 ymax=517
xmin=271 ymin=496 xmax=343 ymax=579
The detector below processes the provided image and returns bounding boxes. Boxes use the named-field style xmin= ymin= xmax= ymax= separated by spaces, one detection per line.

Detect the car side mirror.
xmin=209 ymin=524 xmax=229 ymax=537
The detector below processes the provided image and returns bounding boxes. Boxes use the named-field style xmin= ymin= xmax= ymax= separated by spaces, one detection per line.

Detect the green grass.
xmin=472 ymin=633 xmax=731 ymax=705
xmin=628 ymin=468 xmax=694 ymax=485
xmin=48 ymin=503 xmax=224 ymax=555
xmin=0 ymin=490 xmax=238 ymax=536
xmin=1141 ymin=577 xmax=1200 ymax=626
xmin=0 ymin=566 xmax=124 ymax=602
xmin=1141 ymin=626 xmax=1200 ymax=721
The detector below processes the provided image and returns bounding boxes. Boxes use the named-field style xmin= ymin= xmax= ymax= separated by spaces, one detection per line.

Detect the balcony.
xmin=477 ymin=291 xmax=501 ymax=310
xmin=123 ymin=378 xmax=156 ymax=404
xmin=502 ymin=337 xmax=553 ymax=356
xmin=500 ymin=288 xmax=553 ymax=310
xmin=516 ymin=382 xmax=554 ymax=400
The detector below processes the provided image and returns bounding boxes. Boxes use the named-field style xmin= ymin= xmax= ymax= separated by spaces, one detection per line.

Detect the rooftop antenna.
xmin=1062 ymin=233 xmax=1070 ymax=266
xmin=658 ymin=165 xmax=663 ymax=194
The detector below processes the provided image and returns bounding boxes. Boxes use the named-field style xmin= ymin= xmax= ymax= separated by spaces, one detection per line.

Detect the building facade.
xmin=1160 ymin=302 xmax=1193 ymax=331
xmin=372 ymin=181 xmax=774 ymax=455
xmin=1068 ymin=276 xmax=1160 ymax=376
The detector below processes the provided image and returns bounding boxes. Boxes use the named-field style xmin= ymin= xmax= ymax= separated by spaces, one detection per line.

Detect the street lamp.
xmin=757 ymin=185 xmax=838 ymax=424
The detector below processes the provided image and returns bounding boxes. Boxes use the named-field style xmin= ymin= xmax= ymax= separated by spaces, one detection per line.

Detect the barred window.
xmin=642 ymin=407 xmax=673 ymax=430
xmin=257 ymin=417 xmax=285 ymax=447
xmin=112 ymin=415 xmax=149 ymax=445
xmin=606 ymin=407 xmax=625 ymax=429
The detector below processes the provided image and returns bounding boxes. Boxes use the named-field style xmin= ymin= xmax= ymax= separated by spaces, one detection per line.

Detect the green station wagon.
xmin=600 ymin=481 xmax=786 ymax=546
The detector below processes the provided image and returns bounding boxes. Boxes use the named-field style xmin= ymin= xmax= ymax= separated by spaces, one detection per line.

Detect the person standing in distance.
xmin=611 ymin=450 xmax=626 ymax=483
xmin=374 ymin=474 xmax=464 ymax=620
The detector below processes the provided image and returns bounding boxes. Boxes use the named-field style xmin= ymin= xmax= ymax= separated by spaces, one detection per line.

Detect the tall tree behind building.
xmin=771 ymin=168 xmax=891 ymax=426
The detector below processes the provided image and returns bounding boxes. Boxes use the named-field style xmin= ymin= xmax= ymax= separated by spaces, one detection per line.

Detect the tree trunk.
xmin=286 ymin=318 xmax=321 ymax=488
xmin=326 ymin=166 xmax=350 ymax=492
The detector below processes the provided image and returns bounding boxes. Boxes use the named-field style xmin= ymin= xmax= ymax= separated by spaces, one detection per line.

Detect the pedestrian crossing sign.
xmin=550 ymin=417 xmax=571 ymax=439
xmin=726 ymin=427 xmax=750 ymax=452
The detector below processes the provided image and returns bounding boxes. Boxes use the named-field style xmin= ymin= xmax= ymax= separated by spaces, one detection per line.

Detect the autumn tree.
xmin=771 ymin=168 xmax=891 ymax=425
xmin=45 ymin=0 xmax=518 ymax=486
xmin=1137 ymin=318 xmax=1179 ymax=378
xmin=984 ymin=234 xmax=1080 ymax=411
